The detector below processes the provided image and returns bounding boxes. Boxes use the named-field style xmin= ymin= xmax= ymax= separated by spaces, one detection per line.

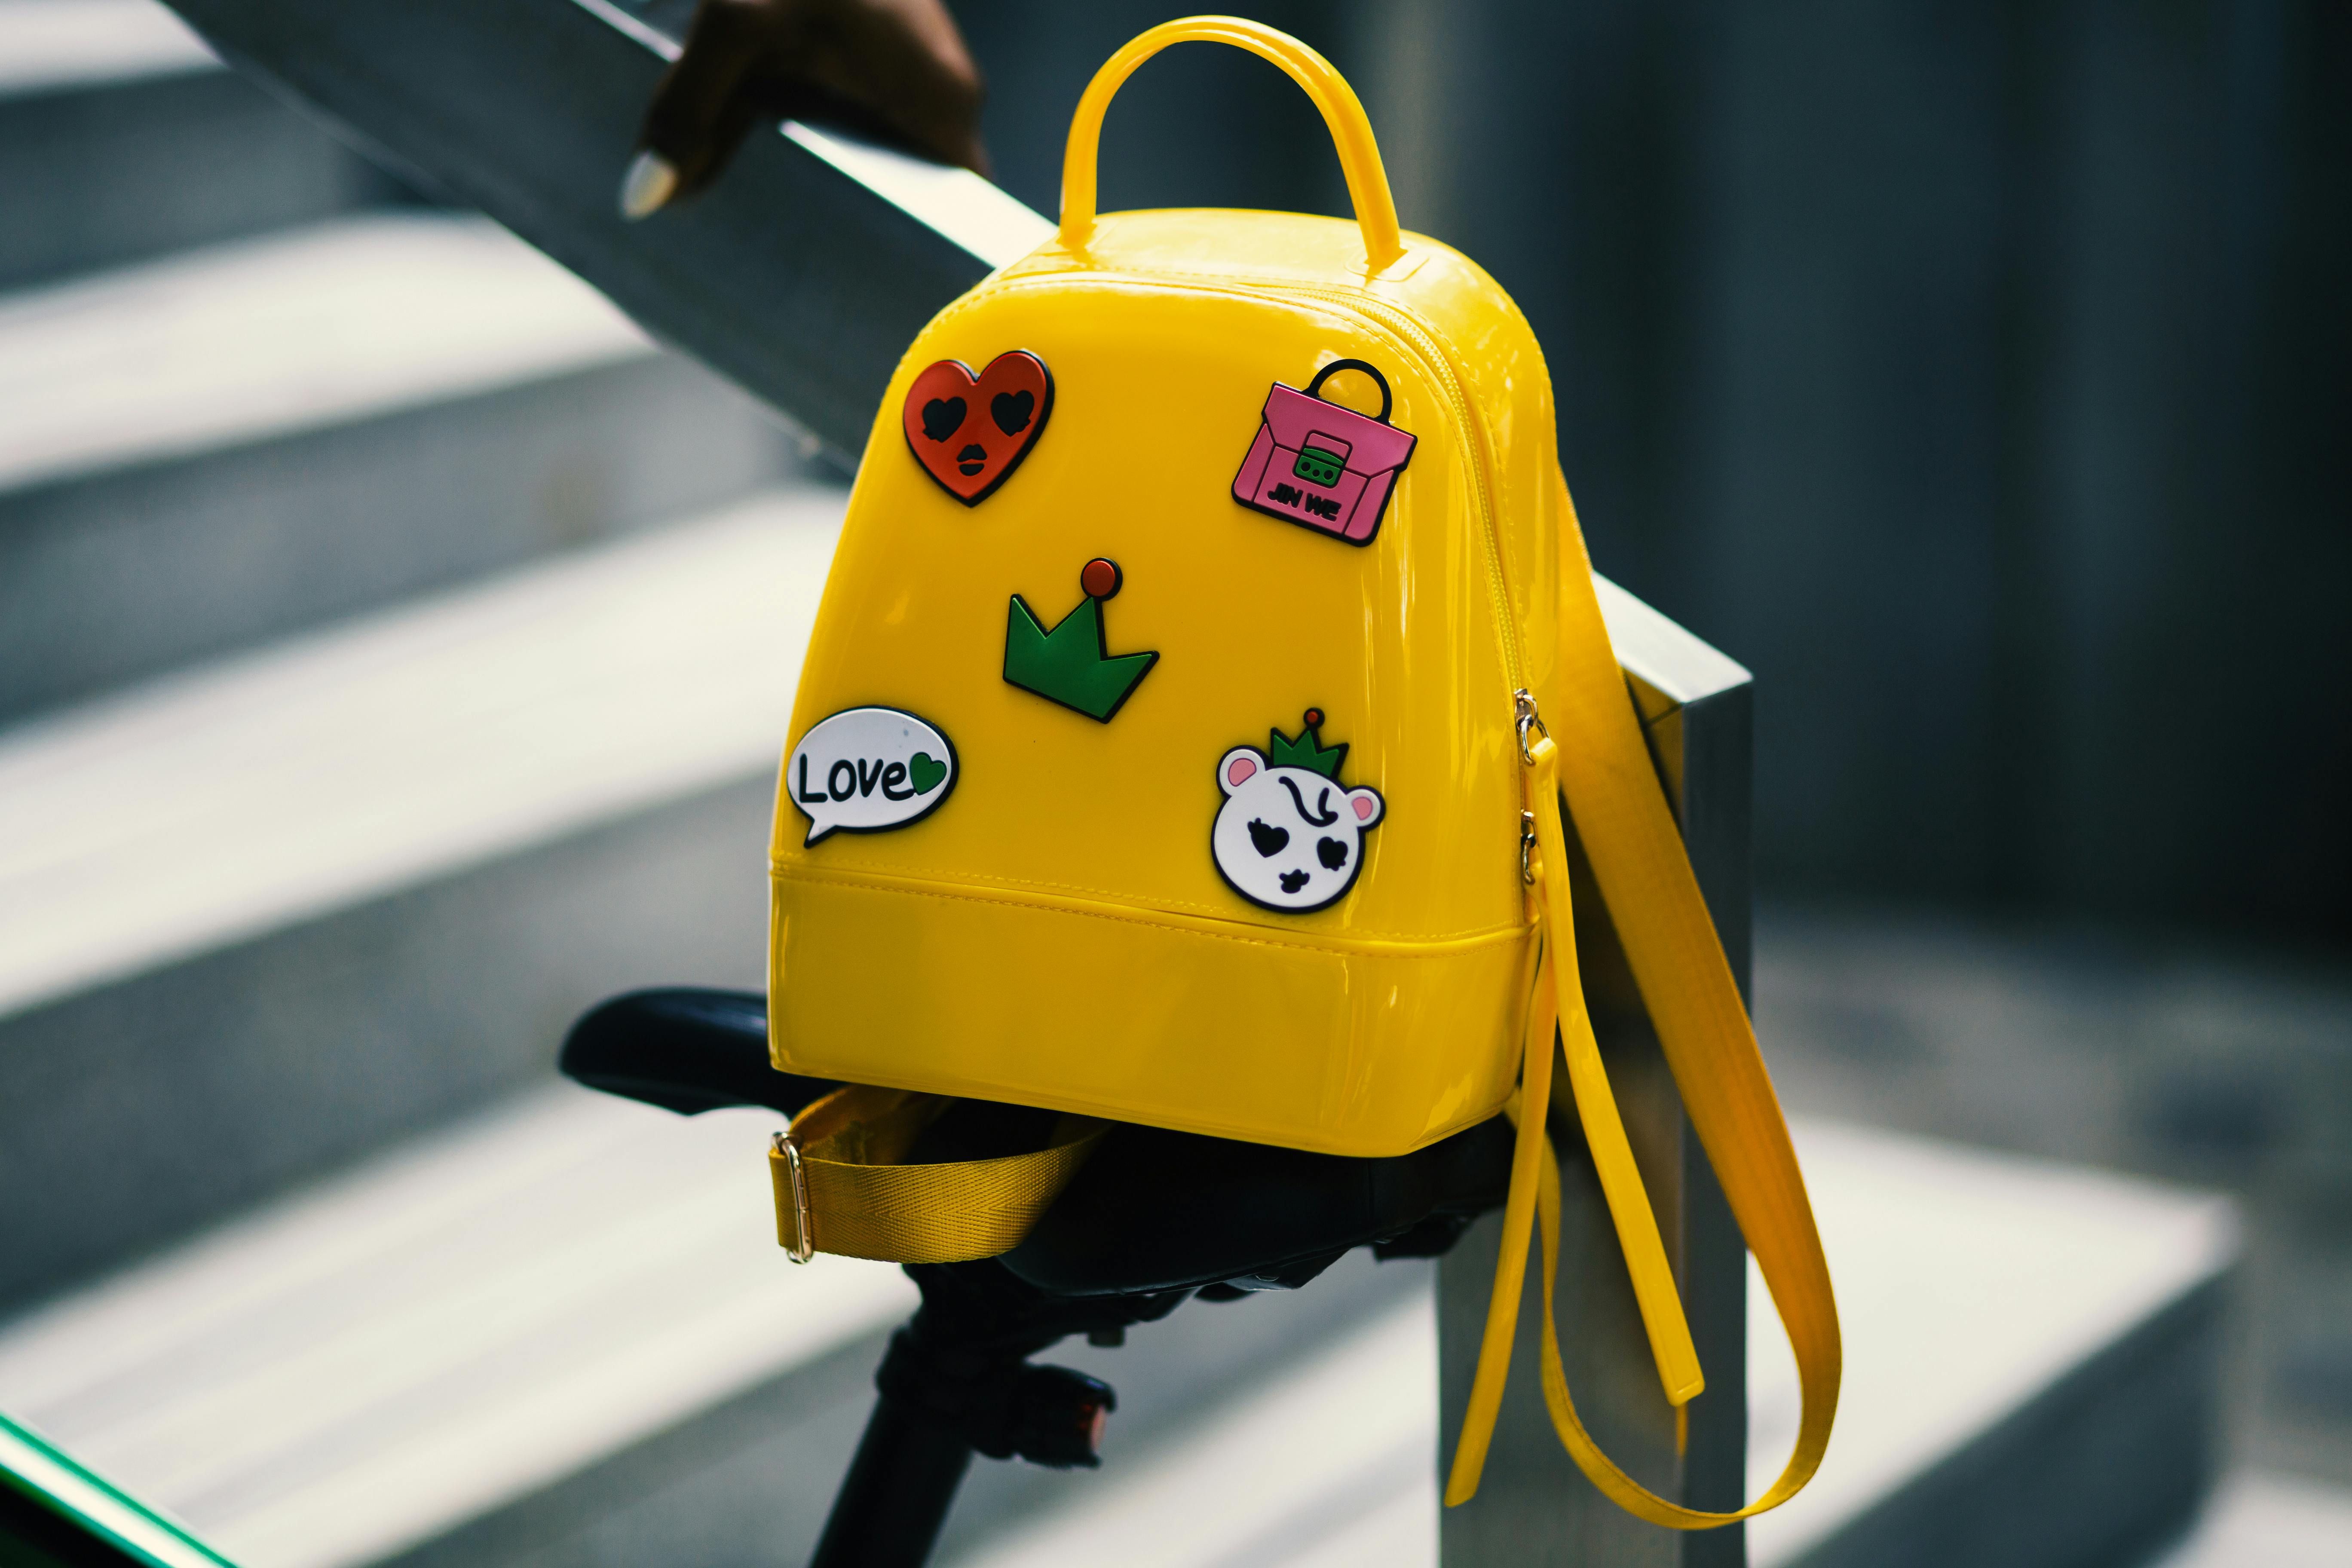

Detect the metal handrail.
xmin=161 ymin=0 xmax=1049 ymax=460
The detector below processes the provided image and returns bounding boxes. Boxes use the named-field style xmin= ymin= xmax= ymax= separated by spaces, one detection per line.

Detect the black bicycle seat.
xmin=559 ymin=988 xmax=1511 ymax=1295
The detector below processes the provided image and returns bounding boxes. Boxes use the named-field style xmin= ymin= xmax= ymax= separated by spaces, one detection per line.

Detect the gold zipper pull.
xmin=1513 ymin=688 xmax=1549 ymax=767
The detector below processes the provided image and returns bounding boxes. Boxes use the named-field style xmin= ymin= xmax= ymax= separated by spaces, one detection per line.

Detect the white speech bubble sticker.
xmin=787 ymin=706 xmax=958 ymax=845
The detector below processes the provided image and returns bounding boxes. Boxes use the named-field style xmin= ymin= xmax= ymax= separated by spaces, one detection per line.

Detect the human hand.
xmin=620 ymin=0 xmax=987 ymax=219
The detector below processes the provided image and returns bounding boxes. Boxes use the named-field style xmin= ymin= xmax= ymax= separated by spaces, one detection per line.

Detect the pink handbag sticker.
xmin=1231 ymin=359 xmax=1417 ymax=546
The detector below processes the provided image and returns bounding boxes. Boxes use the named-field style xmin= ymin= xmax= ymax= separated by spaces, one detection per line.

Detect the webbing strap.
xmin=768 ymin=1085 xmax=1107 ymax=1265
xmin=1444 ymin=493 xmax=1842 ymax=1525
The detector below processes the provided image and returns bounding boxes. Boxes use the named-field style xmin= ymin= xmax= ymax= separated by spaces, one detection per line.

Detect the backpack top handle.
xmin=1056 ymin=15 xmax=1408 ymax=275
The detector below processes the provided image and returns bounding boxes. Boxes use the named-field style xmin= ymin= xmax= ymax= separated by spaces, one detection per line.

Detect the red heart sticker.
xmin=902 ymin=351 xmax=1054 ymax=505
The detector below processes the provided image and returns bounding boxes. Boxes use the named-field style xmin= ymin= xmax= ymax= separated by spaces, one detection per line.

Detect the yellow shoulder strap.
xmin=1445 ymin=490 xmax=1841 ymax=1526
xmin=769 ymin=1085 xmax=1107 ymax=1265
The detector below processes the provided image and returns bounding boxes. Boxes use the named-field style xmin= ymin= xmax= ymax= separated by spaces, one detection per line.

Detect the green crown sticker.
xmin=1003 ymin=557 xmax=1159 ymax=723
xmin=1265 ymin=708 xmax=1348 ymax=779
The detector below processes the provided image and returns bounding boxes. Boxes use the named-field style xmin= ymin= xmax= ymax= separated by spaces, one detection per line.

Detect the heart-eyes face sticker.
xmin=902 ymin=350 xmax=1054 ymax=505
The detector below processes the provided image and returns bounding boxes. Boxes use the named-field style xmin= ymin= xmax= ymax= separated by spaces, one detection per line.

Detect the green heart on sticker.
xmin=909 ymin=752 xmax=948 ymax=794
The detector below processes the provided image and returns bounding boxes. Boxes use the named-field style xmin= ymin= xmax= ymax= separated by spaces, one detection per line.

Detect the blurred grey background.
xmin=956 ymin=0 xmax=2352 ymax=1491
xmin=968 ymin=0 xmax=2352 ymax=943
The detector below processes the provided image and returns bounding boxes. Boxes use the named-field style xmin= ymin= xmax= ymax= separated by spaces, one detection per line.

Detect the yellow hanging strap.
xmin=1446 ymin=494 xmax=1842 ymax=1526
xmin=1443 ymin=913 xmax=1559 ymax=1494
xmin=769 ymin=1084 xmax=1107 ymax=1265
xmin=1444 ymin=725 xmax=1703 ymax=1503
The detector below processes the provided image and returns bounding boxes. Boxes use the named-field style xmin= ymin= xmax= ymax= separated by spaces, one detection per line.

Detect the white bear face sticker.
xmin=1212 ymin=745 xmax=1384 ymax=913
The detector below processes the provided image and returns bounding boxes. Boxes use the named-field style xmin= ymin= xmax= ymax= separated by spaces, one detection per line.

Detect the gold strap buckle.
xmin=772 ymin=1130 xmax=815 ymax=1263
xmin=1520 ymin=810 xmax=1538 ymax=885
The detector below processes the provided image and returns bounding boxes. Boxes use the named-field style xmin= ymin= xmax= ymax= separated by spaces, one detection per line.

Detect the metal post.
xmin=157 ymin=6 xmax=1756 ymax=1560
xmin=1442 ymin=581 xmax=1752 ymax=1567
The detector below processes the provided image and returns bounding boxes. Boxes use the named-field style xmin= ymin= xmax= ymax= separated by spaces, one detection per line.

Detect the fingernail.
xmin=618 ymin=150 xmax=678 ymax=220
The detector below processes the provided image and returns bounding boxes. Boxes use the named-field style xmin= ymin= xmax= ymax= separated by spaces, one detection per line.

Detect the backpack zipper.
xmin=980 ymin=269 xmax=1531 ymax=702
xmin=1264 ymin=283 xmax=1528 ymax=700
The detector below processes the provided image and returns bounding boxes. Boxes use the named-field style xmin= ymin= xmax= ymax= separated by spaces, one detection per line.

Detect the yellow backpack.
xmin=764 ymin=15 xmax=1837 ymax=1527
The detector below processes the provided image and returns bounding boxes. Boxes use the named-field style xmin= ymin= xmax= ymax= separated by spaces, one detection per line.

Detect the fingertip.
xmin=618 ymin=150 xmax=680 ymax=220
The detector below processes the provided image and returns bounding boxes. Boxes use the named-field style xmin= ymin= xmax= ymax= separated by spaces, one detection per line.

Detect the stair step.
xmin=953 ymin=1121 xmax=2237 ymax=1568
xmin=0 ymin=1115 xmax=2239 ymax=1568
xmin=2152 ymin=1473 xmax=2352 ymax=1567
xmin=0 ymin=212 xmax=804 ymax=723
xmin=0 ymin=1087 xmax=914 ymax=1568
xmin=0 ymin=1085 xmax=1424 ymax=1568
xmin=0 ymin=0 xmax=390 ymax=290
xmin=1746 ymin=1122 xmax=2236 ymax=1567
xmin=948 ymin=1298 xmax=1436 ymax=1568
xmin=0 ymin=0 xmax=212 ymax=92
xmin=0 ymin=487 xmax=840 ymax=1311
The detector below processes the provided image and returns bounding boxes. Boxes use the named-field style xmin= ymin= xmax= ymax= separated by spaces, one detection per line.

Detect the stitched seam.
xmin=980 ymin=269 xmax=1391 ymax=322
xmin=977 ymin=270 xmax=1487 ymax=376
xmin=793 ymin=858 xmax=1236 ymax=918
xmin=775 ymin=860 xmax=1522 ymax=944
xmin=775 ymin=867 xmax=1528 ymax=957
xmin=780 ymin=858 xmax=1513 ymax=938
xmin=975 ymin=270 xmax=1500 ymax=533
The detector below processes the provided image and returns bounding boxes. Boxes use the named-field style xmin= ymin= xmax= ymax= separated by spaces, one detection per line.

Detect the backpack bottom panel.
xmin=769 ymin=869 xmax=1529 ymax=1157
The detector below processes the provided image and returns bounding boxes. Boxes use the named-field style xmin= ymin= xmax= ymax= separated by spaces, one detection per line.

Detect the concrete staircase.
xmin=0 ymin=1103 xmax=2263 ymax=1568
xmin=0 ymin=4 xmax=2327 ymax=1566
xmin=0 ymin=213 xmax=801 ymax=720
xmin=0 ymin=491 xmax=838 ymax=1306
xmin=0 ymin=0 xmax=822 ymax=1311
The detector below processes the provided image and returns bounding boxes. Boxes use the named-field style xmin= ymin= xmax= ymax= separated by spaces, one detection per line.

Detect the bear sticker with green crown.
xmin=1211 ymin=709 xmax=1384 ymax=913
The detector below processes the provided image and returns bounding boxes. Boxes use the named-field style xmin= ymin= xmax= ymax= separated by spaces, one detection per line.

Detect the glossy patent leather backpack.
xmin=754 ymin=15 xmax=1836 ymax=1526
